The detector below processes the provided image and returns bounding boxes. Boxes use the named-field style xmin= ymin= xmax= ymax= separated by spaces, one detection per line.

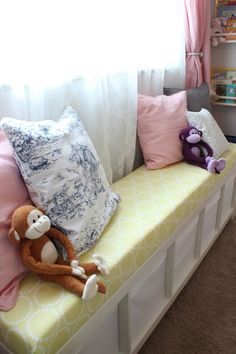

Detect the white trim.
xmin=211 ymin=32 xmax=236 ymax=37
xmin=212 ymin=102 xmax=236 ymax=107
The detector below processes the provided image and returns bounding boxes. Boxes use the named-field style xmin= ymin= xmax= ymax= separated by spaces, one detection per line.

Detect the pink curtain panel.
xmin=184 ymin=0 xmax=211 ymax=89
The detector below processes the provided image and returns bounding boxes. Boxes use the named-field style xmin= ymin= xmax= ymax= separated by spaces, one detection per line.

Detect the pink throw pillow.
xmin=0 ymin=130 xmax=32 ymax=311
xmin=138 ymin=91 xmax=188 ymax=169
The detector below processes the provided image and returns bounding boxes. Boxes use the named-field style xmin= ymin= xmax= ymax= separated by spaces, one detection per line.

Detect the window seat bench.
xmin=1 ymin=143 xmax=236 ymax=354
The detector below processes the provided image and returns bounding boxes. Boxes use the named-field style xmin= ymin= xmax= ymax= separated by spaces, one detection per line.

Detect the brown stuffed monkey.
xmin=8 ymin=205 xmax=109 ymax=300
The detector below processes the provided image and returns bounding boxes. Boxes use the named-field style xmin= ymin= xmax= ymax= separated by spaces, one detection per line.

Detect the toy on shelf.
xmin=211 ymin=17 xmax=227 ymax=46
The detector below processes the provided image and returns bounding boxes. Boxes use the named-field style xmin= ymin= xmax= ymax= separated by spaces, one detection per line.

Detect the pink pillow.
xmin=0 ymin=130 xmax=32 ymax=311
xmin=138 ymin=91 xmax=188 ymax=169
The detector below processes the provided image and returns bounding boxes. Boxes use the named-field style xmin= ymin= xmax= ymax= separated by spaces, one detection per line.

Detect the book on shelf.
xmin=216 ymin=2 xmax=236 ymax=20
xmin=215 ymin=84 xmax=227 ymax=99
xmin=225 ymin=19 xmax=236 ymax=40
xmin=211 ymin=68 xmax=236 ymax=104
xmin=211 ymin=67 xmax=236 ymax=83
xmin=226 ymin=70 xmax=236 ymax=82
xmin=226 ymin=84 xmax=236 ymax=103
xmin=212 ymin=78 xmax=233 ymax=85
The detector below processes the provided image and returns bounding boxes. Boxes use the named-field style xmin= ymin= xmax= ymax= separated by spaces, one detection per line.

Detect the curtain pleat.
xmin=184 ymin=0 xmax=211 ymax=89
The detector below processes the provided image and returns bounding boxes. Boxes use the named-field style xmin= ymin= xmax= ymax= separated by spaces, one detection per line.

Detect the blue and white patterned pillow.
xmin=1 ymin=106 xmax=120 ymax=256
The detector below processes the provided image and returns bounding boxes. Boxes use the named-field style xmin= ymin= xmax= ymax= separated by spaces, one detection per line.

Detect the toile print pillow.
xmin=1 ymin=106 xmax=120 ymax=256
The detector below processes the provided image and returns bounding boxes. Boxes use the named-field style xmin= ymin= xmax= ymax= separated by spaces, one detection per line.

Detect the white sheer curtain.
xmin=0 ymin=0 xmax=185 ymax=182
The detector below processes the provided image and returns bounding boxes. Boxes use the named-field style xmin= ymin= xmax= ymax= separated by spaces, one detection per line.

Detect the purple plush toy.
xmin=179 ymin=126 xmax=226 ymax=174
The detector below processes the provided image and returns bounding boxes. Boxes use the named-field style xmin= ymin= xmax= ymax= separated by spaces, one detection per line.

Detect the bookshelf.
xmin=211 ymin=33 xmax=236 ymax=107
xmin=211 ymin=24 xmax=236 ymax=136
xmin=212 ymin=101 xmax=236 ymax=107
xmin=210 ymin=0 xmax=236 ymax=139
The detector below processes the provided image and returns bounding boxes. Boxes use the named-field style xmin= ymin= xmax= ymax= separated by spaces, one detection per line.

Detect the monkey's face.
xmin=25 ymin=209 xmax=51 ymax=239
xmin=9 ymin=205 xmax=52 ymax=244
xmin=186 ymin=128 xmax=202 ymax=144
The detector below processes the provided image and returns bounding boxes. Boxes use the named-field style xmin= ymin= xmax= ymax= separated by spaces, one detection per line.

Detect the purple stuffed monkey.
xmin=179 ymin=126 xmax=226 ymax=174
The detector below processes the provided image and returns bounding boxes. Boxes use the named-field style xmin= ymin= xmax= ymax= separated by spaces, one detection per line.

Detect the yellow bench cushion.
xmin=1 ymin=143 xmax=236 ymax=354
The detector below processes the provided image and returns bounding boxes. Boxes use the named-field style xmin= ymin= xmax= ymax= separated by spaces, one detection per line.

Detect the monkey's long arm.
xmin=200 ymin=140 xmax=213 ymax=157
xmin=182 ymin=142 xmax=206 ymax=164
xmin=21 ymin=240 xmax=76 ymax=275
xmin=47 ymin=228 xmax=107 ymax=276
xmin=46 ymin=227 xmax=76 ymax=262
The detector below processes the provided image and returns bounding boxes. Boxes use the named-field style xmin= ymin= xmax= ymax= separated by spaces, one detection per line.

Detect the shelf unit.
xmin=211 ymin=33 xmax=236 ymax=107
xmin=211 ymin=27 xmax=236 ymax=136
xmin=215 ymin=40 xmax=236 ymax=44
xmin=211 ymin=32 xmax=236 ymax=40
xmin=211 ymin=33 xmax=236 ymax=44
xmin=213 ymin=101 xmax=236 ymax=106
xmin=212 ymin=95 xmax=236 ymax=107
xmin=211 ymin=33 xmax=236 ymax=36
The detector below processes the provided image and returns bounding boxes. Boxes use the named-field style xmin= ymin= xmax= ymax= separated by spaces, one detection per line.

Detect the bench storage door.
xmin=201 ymin=190 xmax=221 ymax=255
xmin=130 ymin=251 xmax=168 ymax=350
xmin=172 ymin=214 xmax=199 ymax=294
